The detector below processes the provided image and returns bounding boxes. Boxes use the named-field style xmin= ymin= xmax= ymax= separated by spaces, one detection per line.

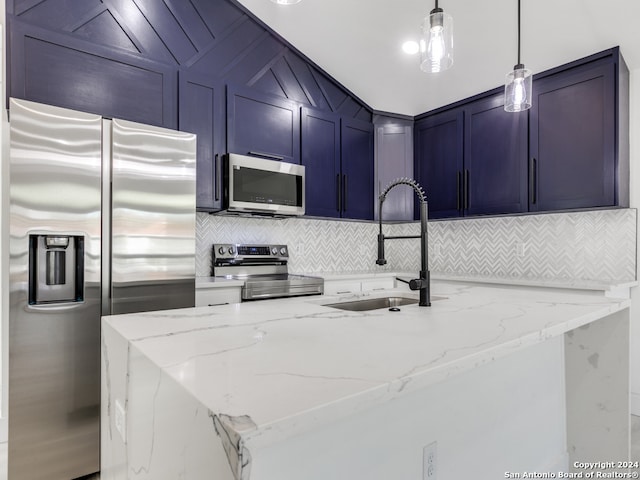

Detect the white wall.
xmin=629 ymin=68 xmax=640 ymax=415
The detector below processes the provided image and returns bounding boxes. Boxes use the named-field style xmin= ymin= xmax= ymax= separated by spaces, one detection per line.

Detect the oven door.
xmin=240 ymin=273 xmax=324 ymax=301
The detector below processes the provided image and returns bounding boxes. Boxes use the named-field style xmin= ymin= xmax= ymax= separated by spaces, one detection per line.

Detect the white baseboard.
xmin=632 ymin=391 xmax=640 ymax=416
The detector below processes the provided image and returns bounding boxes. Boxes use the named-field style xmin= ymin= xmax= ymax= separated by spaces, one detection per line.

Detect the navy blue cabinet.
xmin=415 ymin=94 xmax=527 ymax=220
xmin=301 ymin=109 xmax=374 ymax=220
xmin=8 ymin=2 xmax=625 ymax=221
xmin=9 ymin=20 xmax=176 ymax=128
xmin=529 ymin=59 xmax=621 ymax=211
xmin=464 ymin=94 xmax=528 ymax=216
xmin=414 ymin=109 xmax=464 ymax=219
xmin=8 ymin=0 xmax=375 ymax=213
xmin=301 ymin=108 xmax=341 ymax=217
xmin=415 ymin=48 xmax=628 ymax=220
xmin=341 ymin=118 xmax=374 ymax=220
xmin=227 ymin=84 xmax=300 ymax=163
xmin=179 ymin=72 xmax=225 ymax=211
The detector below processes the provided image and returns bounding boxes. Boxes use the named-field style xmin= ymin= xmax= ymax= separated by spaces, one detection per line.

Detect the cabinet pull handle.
xmin=456 ymin=171 xmax=462 ymax=211
xmin=247 ymin=151 xmax=284 ymax=161
xmin=530 ymin=158 xmax=537 ymax=205
xmin=336 ymin=174 xmax=341 ymax=212
xmin=343 ymin=174 xmax=347 ymax=212
xmin=214 ymin=153 xmax=220 ymax=202
xmin=464 ymin=169 xmax=470 ymax=210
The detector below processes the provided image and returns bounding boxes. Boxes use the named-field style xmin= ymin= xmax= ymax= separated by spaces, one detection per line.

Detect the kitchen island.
xmin=100 ymin=280 xmax=632 ymax=480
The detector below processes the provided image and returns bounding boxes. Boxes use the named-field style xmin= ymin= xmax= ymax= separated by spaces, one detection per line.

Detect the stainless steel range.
xmin=213 ymin=244 xmax=324 ymax=300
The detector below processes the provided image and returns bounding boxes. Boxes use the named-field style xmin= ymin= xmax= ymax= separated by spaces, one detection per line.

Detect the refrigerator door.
xmin=9 ymin=99 xmax=102 ymax=479
xmin=109 ymin=118 xmax=196 ymax=314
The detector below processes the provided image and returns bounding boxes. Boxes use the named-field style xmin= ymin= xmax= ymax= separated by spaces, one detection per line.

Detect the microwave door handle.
xmin=247 ymin=151 xmax=285 ymax=162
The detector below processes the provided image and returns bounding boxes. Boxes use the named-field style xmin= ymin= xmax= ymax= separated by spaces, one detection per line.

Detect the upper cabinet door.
xmin=375 ymin=123 xmax=414 ymax=222
xmin=301 ymin=107 xmax=341 ymax=218
xmin=414 ymin=108 xmax=464 ymax=220
xmin=226 ymin=84 xmax=300 ymax=164
xmin=529 ymin=62 xmax=616 ymax=211
xmin=341 ymin=117 xmax=374 ymax=220
xmin=179 ymin=72 xmax=225 ymax=212
xmin=9 ymin=21 xmax=176 ymax=129
xmin=464 ymin=94 xmax=528 ymax=216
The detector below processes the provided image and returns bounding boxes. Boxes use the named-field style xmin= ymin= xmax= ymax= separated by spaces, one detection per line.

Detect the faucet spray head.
xmin=379 ymin=177 xmax=426 ymax=204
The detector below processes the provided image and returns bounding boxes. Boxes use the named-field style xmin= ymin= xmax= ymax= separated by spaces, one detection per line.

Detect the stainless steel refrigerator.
xmin=8 ymin=98 xmax=196 ymax=479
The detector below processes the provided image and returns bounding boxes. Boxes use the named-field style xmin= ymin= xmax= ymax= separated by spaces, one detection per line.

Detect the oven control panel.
xmin=213 ymin=244 xmax=289 ymax=262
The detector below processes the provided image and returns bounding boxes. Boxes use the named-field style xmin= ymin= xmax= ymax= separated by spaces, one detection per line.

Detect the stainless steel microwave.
xmin=223 ymin=153 xmax=305 ymax=216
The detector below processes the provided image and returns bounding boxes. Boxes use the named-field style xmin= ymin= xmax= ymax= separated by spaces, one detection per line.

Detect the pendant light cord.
xmin=517 ymin=0 xmax=521 ymax=65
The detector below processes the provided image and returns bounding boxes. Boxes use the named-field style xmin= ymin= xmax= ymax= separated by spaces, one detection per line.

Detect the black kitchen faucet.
xmin=376 ymin=178 xmax=431 ymax=307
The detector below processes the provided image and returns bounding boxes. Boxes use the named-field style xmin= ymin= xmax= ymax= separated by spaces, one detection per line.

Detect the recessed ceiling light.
xmin=271 ymin=0 xmax=302 ymax=4
xmin=402 ymin=41 xmax=420 ymax=55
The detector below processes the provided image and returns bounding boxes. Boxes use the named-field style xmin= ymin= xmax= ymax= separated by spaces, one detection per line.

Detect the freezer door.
xmin=9 ymin=98 xmax=102 ymax=479
xmin=109 ymin=118 xmax=196 ymax=314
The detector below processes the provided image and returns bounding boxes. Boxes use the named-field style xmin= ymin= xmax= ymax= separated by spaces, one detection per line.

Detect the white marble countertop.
xmin=104 ymin=280 xmax=630 ymax=451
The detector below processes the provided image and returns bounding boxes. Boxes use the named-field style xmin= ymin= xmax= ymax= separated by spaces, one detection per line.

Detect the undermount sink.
xmin=324 ymin=296 xmax=417 ymax=311
xmin=323 ymin=295 xmax=447 ymax=312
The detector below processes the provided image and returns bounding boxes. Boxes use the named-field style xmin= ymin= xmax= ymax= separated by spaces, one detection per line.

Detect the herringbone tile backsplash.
xmin=197 ymin=209 xmax=637 ymax=283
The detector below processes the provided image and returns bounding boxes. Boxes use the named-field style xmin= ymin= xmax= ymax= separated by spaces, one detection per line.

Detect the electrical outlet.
xmin=295 ymin=244 xmax=305 ymax=256
xmin=115 ymin=399 xmax=126 ymax=443
xmin=432 ymin=243 xmax=441 ymax=256
xmin=423 ymin=441 xmax=437 ymax=480
xmin=515 ymin=242 xmax=526 ymax=257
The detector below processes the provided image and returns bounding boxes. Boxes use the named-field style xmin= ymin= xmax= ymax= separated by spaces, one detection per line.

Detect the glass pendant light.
xmin=504 ymin=0 xmax=532 ymax=112
xmin=270 ymin=0 xmax=302 ymax=4
xmin=419 ymin=0 xmax=454 ymax=73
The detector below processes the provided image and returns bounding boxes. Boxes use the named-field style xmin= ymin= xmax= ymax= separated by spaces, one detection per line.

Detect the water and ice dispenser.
xmin=29 ymin=234 xmax=84 ymax=304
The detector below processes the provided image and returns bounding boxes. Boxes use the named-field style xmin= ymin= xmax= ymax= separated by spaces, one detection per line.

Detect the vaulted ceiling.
xmin=237 ymin=0 xmax=640 ymax=116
